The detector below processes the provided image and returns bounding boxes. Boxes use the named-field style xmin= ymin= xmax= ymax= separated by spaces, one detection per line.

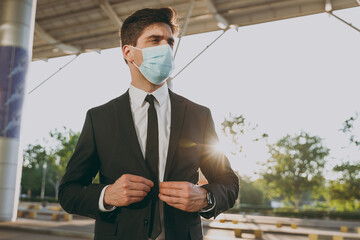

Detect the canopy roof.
xmin=33 ymin=0 xmax=359 ymax=60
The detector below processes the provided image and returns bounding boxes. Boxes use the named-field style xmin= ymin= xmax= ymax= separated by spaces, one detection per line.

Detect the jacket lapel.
xmin=115 ymin=91 xmax=151 ymax=177
xmin=164 ymin=90 xmax=186 ymax=181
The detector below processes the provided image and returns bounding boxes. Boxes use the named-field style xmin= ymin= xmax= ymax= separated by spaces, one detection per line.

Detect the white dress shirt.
xmin=128 ymin=83 xmax=171 ymax=181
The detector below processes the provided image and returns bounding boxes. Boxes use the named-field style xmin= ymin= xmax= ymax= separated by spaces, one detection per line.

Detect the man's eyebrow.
xmin=145 ymin=35 xmax=163 ymax=40
xmin=146 ymin=35 xmax=175 ymax=44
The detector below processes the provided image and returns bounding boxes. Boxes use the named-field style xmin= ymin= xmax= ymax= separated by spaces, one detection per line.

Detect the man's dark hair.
xmin=120 ymin=7 xmax=179 ymax=49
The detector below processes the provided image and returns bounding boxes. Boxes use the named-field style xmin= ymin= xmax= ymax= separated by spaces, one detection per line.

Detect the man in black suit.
xmin=59 ymin=7 xmax=239 ymax=240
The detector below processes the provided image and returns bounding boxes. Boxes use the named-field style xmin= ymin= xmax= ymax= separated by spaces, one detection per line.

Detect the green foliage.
xmin=341 ymin=112 xmax=360 ymax=147
xmin=228 ymin=206 xmax=360 ymax=220
xmin=23 ymin=144 xmax=48 ymax=168
xmin=20 ymin=197 xmax=59 ymax=203
xmin=328 ymin=112 xmax=360 ymax=211
xmin=239 ymin=176 xmax=266 ymax=206
xmin=21 ymin=127 xmax=80 ymax=199
xmin=47 ymin=127 xmax=80 ymax=198
xmin=329 ymin=161 xmax=360 ymax=210
xmin=221 ymin=113 xmax=268 ymax=155
xmin=274 ymin=208 xmax=360 ymax=220
xmin=261 ymin=131 xmax=329 ymax=209
xmin=226 ymin=205 xmax=273 ymax=214
xmin=22 ymin=144 xmax=50 ymax=198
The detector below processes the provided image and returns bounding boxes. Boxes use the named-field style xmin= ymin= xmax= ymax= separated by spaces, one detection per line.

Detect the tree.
xmin=239 ymin=176 xmax=266 ymax=206
xmin=341 ymin=112 xmax=360 ymax=147
xmin=21 ymin=127 xmax=80 ymax=199
xmin=47 ymin=127 xmax=80 ymax=199
xmin=261 ymin=132 xmax=329 ymax=209
xmin=330 ymin=162 xmax=360 ymax=210
xmin=22 ymin=144 xmax=48 ymax=198
xmin=221 ymin=114 xmax=268 ymax=156
xmin=221 ymin=114 xmax=268 ymax=205
xmin=329 ymin=112 xmax=360 ymax=210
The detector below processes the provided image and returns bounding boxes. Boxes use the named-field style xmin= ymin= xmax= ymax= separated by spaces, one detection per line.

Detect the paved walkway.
xmin=0 ymin=217 xmax=94 ymax=239
xmin=1 ymin=213 xmax=360 ymax=239
xmin=218 ymin=213 xmax=360 ymax=230
xmin=0 ymin=229 xmax=85 ymax=240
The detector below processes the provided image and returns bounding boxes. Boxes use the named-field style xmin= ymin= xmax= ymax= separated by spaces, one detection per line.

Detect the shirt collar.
xmin=129 ymin=82 xmax=169 ymax=107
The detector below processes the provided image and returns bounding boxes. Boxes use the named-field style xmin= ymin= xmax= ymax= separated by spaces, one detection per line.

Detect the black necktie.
xmin=145 ymin=94 xmax=161 ymax=239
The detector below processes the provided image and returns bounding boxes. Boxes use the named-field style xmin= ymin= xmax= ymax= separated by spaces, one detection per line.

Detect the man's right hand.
xmin=104 ymin=174 xmax=154 ymax=207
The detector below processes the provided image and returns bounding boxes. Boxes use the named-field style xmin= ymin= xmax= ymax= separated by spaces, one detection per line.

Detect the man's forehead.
xmin=140 ymin=23 xmax=173 ymax=38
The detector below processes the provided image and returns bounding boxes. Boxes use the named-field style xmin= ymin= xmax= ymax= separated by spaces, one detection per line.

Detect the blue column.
xmin=0 ymin=0 xmax=37 ymax=221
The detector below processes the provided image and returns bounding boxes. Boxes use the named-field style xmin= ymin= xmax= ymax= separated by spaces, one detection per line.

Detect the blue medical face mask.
xmin=131 ymin=44 xmax=175 ymax=85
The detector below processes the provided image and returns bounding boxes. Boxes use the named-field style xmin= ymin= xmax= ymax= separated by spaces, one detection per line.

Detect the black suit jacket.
xmin=58 ymin=90 xmax=239 ymax=240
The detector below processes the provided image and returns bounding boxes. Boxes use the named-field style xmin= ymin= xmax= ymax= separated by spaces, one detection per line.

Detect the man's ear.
xmin=123 ymin=45 xmax=133 ymax=63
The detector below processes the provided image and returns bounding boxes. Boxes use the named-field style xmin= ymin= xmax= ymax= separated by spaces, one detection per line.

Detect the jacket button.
xmin=144 ymin=219 xmax=149 ymax=225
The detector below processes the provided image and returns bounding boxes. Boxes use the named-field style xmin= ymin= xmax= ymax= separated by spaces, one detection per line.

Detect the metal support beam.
xmin=328 ymin=11 xmax=360 ymax=33
xmin=99 ymin=0 xmax=123 ymax=29
xmin=204 ymin=0 xmax=229 ymax=29
xmin=35 ymin=23 xmax=80 ymax=54
xmin=169 ymin=0 xmax=195 ymax=89
xmin=170 ymin=29 xmax=229 ymax=81
xmin=28 ymin=54 xmax=80 ymax=94
xmin=174 ymin=0 xmax=195 ymax=59
xmin=0 ymin=0 xmax=37 ymax=222
xmin=180 ymin=0 xmax=195 ymax=38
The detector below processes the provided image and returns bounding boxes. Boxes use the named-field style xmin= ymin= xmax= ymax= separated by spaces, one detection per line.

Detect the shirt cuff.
xmin=198 ymin=192 xmax=216 ymax=213
xmin=99 ymin=185 xmax=116 ymax=212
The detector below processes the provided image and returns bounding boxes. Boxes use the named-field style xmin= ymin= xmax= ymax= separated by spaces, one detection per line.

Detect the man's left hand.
xmin=159 ymin=182 xmax=208 ymax=212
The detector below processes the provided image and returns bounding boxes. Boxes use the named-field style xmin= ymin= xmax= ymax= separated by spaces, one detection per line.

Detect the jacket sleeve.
xmin=198 ymin=109 xmax=239 ymax=219
xmin=58 ymin=110 xmax=119 ymax=222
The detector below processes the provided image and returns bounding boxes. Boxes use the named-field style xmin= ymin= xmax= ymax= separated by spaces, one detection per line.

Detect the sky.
xmin=21 ymin=7 xmax=360 ymax=179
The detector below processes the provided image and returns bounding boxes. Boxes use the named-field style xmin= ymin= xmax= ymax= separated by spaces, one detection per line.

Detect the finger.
xmin=124 ymin=174 xmax=154 ymax=187
xmin=160 ymin=181 xmax=188 ymax=190
xmin=115 ymin=180 xmax=151 ymax=192
xmin=127 ymin=182 xmax=152 ymax=192
xmin=125 ymin=190 xmax=149 ymax=198
xmin=159 ymin=188 xmax=184 ymax=197
xmin=159 ymin=193 xmax=186 ymax=204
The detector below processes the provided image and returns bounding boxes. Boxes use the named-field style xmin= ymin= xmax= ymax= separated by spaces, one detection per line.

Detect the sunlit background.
xmin=22 ymin=7 xmax=360 ymax=181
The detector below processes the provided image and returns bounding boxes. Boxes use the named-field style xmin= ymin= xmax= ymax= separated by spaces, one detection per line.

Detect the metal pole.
xmin=0 ymin=0 xmax=37 ymax=221
xmin=170 ymin=29 xmax=228 ymax=81
xmin=328 ymin=12 xmax=360 ymax=33
xmin=173 ymin=0 xmax=195 ymax=59
xmin=40 ymin=163 xmax=47 ymax=199
xmin=168 ymin=0 xmax=195 ymax=90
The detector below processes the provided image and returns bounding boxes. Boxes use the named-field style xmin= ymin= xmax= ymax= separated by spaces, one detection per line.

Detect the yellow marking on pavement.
xmin=64 ymin=214 xmax=73 ymax=221
xmin=29 ymin=211 xmax=37 ymax=219
xmin=308 ymin=234 xmax=318 ymax=240
xmin=234 ymin=229 xmax=242 ymax=238
xmin=254 ymin=229 xmax=262 ymax=238
xmin=51 ymin=213 xmax=58 ymax=221
xmin=291 ymin=223 xmax=297 ymax=229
